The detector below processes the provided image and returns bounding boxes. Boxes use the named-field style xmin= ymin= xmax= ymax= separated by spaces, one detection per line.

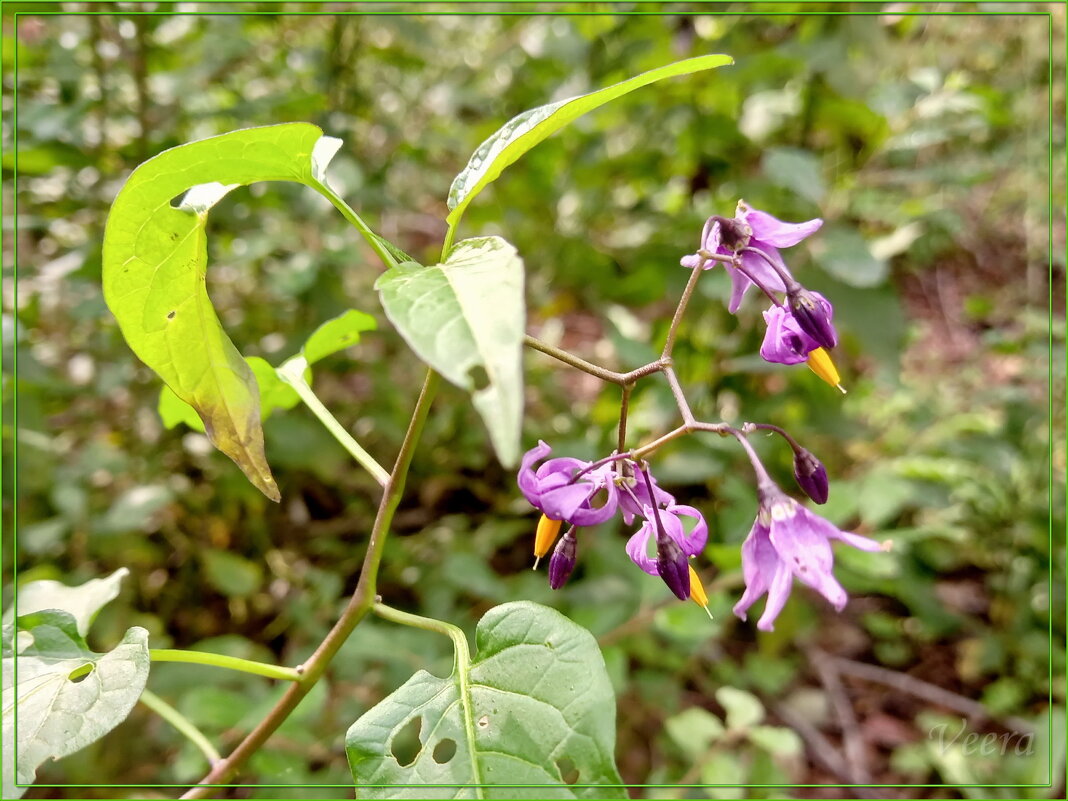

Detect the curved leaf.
xmin=346 ymin=602 xmax=624 ymax=798
xmin=375 ymin=237 xmax=524 ymax=467
xmin=446 ymin=54 xmax=733 ymax=227
xmin=102 ymin=123 xmax=343 ymax=501
xmin=2 ymin=573 xmax=149 ymax=799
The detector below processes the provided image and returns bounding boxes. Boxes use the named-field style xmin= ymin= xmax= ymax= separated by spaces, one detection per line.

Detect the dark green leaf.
xmin=346 ymin=602 xmax=624 ymax=797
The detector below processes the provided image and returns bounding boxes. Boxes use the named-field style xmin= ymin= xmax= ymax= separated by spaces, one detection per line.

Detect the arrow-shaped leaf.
xmin=346 ymin=602 xmax=624 ymax=798
xmin=375 ymin=237 xmax=524 ymax=467
xmin=446 ymin=54 xmax=733 ymax=228
xmin=102 ymin=123 xmax=347 ymax=501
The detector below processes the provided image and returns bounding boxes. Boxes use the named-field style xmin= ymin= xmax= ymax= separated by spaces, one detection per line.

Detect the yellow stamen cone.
xmin=806 ymin=347 xmax=846 ymax=394
xmin=688 ymin=564 xmax=713 ymax=619
xmin=533 ymin=515 xmax=563 ymax=569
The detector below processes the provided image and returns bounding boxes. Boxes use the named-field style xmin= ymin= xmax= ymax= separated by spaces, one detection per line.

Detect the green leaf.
xmin=2 ymin=578 xmax=149 ymax=799
xmin=665 ymin=707 xmax=725 ymax=759
xmin=762 ymin=147 xmax=826 ymax=204
xmin=445 ymin=54 xmax=733 ymax=227
xmin=715 ymin=686 xmax=765 ymax=731
xmin=301 ymin=309 xmax=377 ymax=365
xmin=346 ymin=602 xmax=624 ymax=797
xmin=201 ymin=549 xmax=264 ymax=598
xmin=811 ymin=226 xmax=888 ymax=288
xmin=9 ymin=568 xmax=128 ymax=639
xmin=375 ymin=237 xmax=524 ymax=466
xmin=747 ymin=725 xmax=803 ymax=758
xmin=103 ymin=123 xmax=347 ymax=502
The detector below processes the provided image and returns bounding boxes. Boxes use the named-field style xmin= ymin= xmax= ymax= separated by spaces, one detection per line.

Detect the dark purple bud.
xmin=711 ymin=215 xmax=753 ymax=252
xmin=655 ymin=533 xmax=691 ymax=600
xmin=548 ymin=529 xmax=577 ymax=589
xmin=793 ymin=448 xmax=829 ymax=504
xmin=787 ymin=287 xmax=837 ymax=350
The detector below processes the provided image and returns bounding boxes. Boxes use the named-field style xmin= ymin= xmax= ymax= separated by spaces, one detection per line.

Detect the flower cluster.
xmin=518 ymin=442 xmax=711 ymax=609
xmin=682 ymin=201 xmax=843 ymax=391
xmin=518 ymin=439 xmax=884 ymax=630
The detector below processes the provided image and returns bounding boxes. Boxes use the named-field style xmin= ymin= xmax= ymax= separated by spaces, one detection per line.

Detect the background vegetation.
xmin=3 ymin=3 xmax=1065 ymax=798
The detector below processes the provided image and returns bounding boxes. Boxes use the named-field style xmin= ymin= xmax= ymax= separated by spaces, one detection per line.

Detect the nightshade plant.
xmin=4 ymin=54 xmax=887 ymax=797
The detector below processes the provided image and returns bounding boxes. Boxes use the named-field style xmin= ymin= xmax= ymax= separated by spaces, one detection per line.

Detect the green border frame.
xmin=1 ymin=0 xmax=1061 ymax=797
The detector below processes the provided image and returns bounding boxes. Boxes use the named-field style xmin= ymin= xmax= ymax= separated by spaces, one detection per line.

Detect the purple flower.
xmin=616 ymin=466 xmax=676 ymax=525
xmin=681 ymin=202 xmax=822 ymax=314
xmin=518 ymin=441 xmax=618 ymax=526
xmin=548 ymin=528 xmax=578 ymax=589
xmin=792 ymin=448 xmax=829 ymax=505
xmin=760 ymin=304 xmax=821 ymax=365
xmin=732 ymin=485 xmax=884 ymax=631
xmin=625 ymin=504 xmax=708 ymax=576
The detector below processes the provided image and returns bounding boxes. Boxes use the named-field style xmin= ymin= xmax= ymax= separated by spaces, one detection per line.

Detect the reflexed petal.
xmin=768 ymin=512 xmax=834 ymax=579
xmin=664 ymin=504 xmax=708 ymax=556
xmin=539 ymin=483 xmax=598 ymax=523
xmin=625 ymin=522 xmax=659 ymax=575
xmin=760 ymin=305 xmax=816 ymax=365
xmin=828 ymin=528 xmax=885 ymax=552
xmin=744 ymin=209 xmax=823 ymax=248
xmin=727 ymin=266 xmax=752 ymax=314
xmin=733 ymin=521 xmax=777 ymax=620
xmin=739 ymin=248 xmax=788 ymax=294
xmin=517 ymin=440 xmax=553 ymax=499
xmin=680 ymin=253 xmax=705 ymax=269
xmin=756 ymin=562 xmax=794 ymax=631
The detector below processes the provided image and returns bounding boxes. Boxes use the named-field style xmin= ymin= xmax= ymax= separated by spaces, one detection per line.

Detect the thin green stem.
xmin=311 ymin=180 xmax=399 ymax=271
xmin=139 ymin=689 xmax=222 ymax=766
xmin=149 ymin=650 xmax=302 ymax=683
xmin=373 ymin=602 xmax=481 ymax=785
xmin=181 ymin=369 xmax=441 ymax=798
xmin=277 ymin=357 xmax=390 ymax=487
xmin=441 ymin=223 xmax=457 ymax=261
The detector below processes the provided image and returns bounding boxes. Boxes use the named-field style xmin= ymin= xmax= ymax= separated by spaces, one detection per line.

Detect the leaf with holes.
xmin=345 ymin=601 xmax=625 ymax=798
xmin=2 ymin=576 xmax=149 ymax=799
xmin=375 ymin=237 xmax=524 ymax=467
xmin=445 ymin=54 xmax=733 ymax=227
xmin=102 ymin=123 xmax=349 ymax=501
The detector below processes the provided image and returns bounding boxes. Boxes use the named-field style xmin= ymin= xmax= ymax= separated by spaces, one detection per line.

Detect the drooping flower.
xmin=616 ymin=465 xmax=675 ymax=525
xmin=626 ymin=504 xmax=708 ymax=598
xmin=732 ymin=483 xmax=885 ymax=631
xmin=681 ymin=201 xmax=823 ymax=313
xmin=518 ymin=441 xmax=618 ymax=526
xmin=760 ymin=305 xmax=845 ymax=392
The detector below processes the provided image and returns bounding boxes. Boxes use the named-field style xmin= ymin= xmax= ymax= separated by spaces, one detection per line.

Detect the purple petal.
xmin=739 ymin=248 xmax=788 ymax=294
xmin=663 ymin=504 xmax=708 ymax=557
xmin=744 ymin=209 xmax=823 ymax=248
xmin=680 ymin=254 xmax=704 ymax=269
xmin=760 ymin=305 xmax=818 ymax=365
xmin=539 ymin=483 xmax=598 ymax=523
xmin=625 ymin=522 xmax=659 ymax=575
xmin=727 ymin=266 xmax=752 ymax=314
xmin=830 ymin=529 xmax=885 ymax=553
xmin=517 ymin=440 xmax=553 ymax=500
xmin=732 ymin=521 xmax=777 ymax=620
xmin=756 ymin=561 xmax=795 ymax=631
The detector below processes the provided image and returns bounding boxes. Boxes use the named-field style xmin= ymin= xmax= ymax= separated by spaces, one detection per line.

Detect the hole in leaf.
xmin=389 ymin=716 xmax=422 ymax=767
xmin=556 ymin=757 xmax=579 ymax=785
xmin=67 ymin=664 xmax=94 ymax=683
xmin=432 ymin=738 xmax=456 ymax=764
xmin=169 ymin=191 xmax=188 ymax=209
xmin=467 ymin=365 xmax=490 ymax=391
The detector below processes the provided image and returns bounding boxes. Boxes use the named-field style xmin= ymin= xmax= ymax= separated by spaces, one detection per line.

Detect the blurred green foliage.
xmin=2 ymin=5 xmax=1064 ymax=798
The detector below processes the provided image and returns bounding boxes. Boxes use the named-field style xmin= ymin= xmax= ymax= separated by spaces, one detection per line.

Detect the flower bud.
xmin=655 ymin=533 xmax=691 ymax=600
xmin=806 ymin=347 xmax=845 ymax=393
xmin=548 ymin=529 xmax=577 ymax=590
xmin=533 ymin=514 xmax=563 ymax=569
xmin=793 ymin=448 xmax=829 ymax=504
xmin=787 ymin=287 xmax=837 ymax=350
